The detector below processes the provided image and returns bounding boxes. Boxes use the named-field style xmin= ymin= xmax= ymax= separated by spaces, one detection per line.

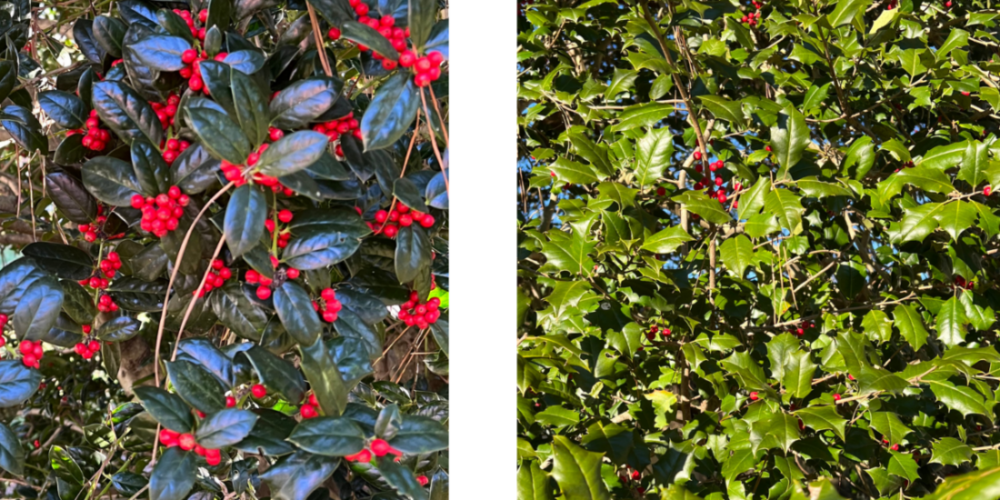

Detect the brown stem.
xmin=418 ymin=89 xmax=449 ymax=195
xmin=427 ymin=86 xmax=449 ymax=147
xmin=306 ymin=1 xmax=333 ymax=77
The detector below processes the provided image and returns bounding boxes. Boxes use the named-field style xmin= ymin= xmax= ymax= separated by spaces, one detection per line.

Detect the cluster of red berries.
xmin=312 ymin=288 xmax=342 ymax=323
xmin=618 ymin=468 xmax=641 ymax=484
xmin=742 ymin=10 xmax=762 ymax=26
xmin=265 ymin=209 xmax=295 ymax=249
xmin=312 ymin=113 xmax=362 ymax=157
xmin=245 ymin=255 xmax=284 ymax=300
xmin=221 ymin=143 xmax=289 ymax=193
xmin=893 ymin=160 xmax=915 ymax=173
xmin=97 ymin=293 xmax=119 ymax=313
xmin=344 ymin=437 xmax=404 ymax=464
xmin=66 ymin=110 xmax=111 ymax=151
xmin=337 ymin=0 xmax=411 ymax=70
xmin=80 ymin=274 xmax=110 ymax=290
xmin=98 ymin=251 xmax=121 ymax=279
xmin=161 ymin=137 xmax=192 ymax=165
xmin=372 ymin=204 xmax=435 ymax=238
xmin=400 ymin=50 xmax=445 ymax=88
xmin=72 ymin=111 xmax=108 ymax=148
xmin=0 ymin=314 xmax=7 ymax=348
xmin=73 ymin=339 xmax=101 ymax=360
xmin=158 ymin=429 xmax=223 ymax=465
xmin=18 ymin=340 xmax=43 ymax=369
xmin=300 ymin=393 xmax=321 ymax=419
xmin=645 ymin=324 xmax=671 ymax=341
xmin=880 ymin=437 xmax=901 ymax=451
xmin=397 ymin=291 xmax=441 ymax=329
xmin=953 ymin=276 xmax=975 ymax=290
xmin=194 ymin=259 xmax=234 ymax=297
xmin=180 ymin=49 xmax=228 ymax=93
xmin=791 ymin=320 xmax=814 ymax=337
xmin=132 ymin=187 xmax=190 ymax=237
xmin=151 ymin=93 xmax=182 ymax=132
xmin=172 ymin=9 xmax=210 ymax=41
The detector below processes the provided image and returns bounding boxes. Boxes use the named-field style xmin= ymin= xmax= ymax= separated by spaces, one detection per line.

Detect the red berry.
xmin=833 ymin=393 xmax=841 ymax=401
xmin=278 ymin=209 xmax=293 ymax=223
xmin=178 ymin=433 xmax=196 ymax=450
xmin=328 ymin=27 xmax=341 ymax=40
xmin=251 ymin=384 xmax=267 ymax=398
xmin=225 ymin=396 xmax=236 ymax=408
xmin=301 ymin=404 xmax=318 ymax=419
xmin=986 ymin=186 xmax=992 ymax=197
xmin=205 ymin=448 xmax=221 ymax=466
xmin=182 ymin=49 xmax=197 ymax=64
xmin=256 ymin=286 xmax=271 ymax=300
xmin=749 ymin=391 xmax=759 ymax=401
xmin=428 ymin=51 xmax=444 ymax=66
xmin=286 ymin=268 xmax=300 ymax=279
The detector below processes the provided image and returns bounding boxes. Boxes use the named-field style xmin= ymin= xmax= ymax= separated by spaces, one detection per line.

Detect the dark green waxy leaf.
xmin=281 ymin=216 xmax=368 ymax=272
xmin=240 ymin=346 xmax=307 ymax=403
xmin=0 ymin=360 xmax=41 ymax=408
xmin=211 ymin=282 xmax=270 ymax=341
xmin=94 ymin=315 xmax=141 ymax=342
xmin=259 ymin=451 xmax=339 ymax=500
xmin=134 ymin=386 xmax=194 ymax=433
xmin=130 ymin=34 xmax=190 ymax=71
xmin=230 ymin=68 xmax=269 ymax=145
xmin=49 ymin=445 xmax=84 ymax=489
xmin=83 ymin=156 xmax=143 ymax=205
xmin=46 ymin=171 xmax=98 ymax=223
xmin=234 ymin=409 xmax=297 ymax=456
xmin=224 ymin=185 xmax=267 ymax=258
xmin=936 ymin=296 xmax=967 ymax=346
xmin=341 ymin=20 xmax=400 ymax=60
xmin=550 ymin=436 xmax=610 ymax=500
xmin=104 ymin=275 xmax=166 ymax=311
xmin=359 ymin=71 xmax=419 ymax=151
xmin=171 ymin=143 xmax=220 ymax=194
xmin=394 ymin=177 xmax=430 ymax=213
xmin=0 ymin=259 xmax=47 ymax=314
xmin=750 ymin=412 xmax=801 ymax=453
xmin=38 ymin=90 xmax=87 ymax=129
xmin=156 ymin=9 xmax=195 ymax=44
xmin=388 ymin=415 xmax=448 ymax=454
xmin=299 ymin=339 xmax=348 ymax=417
xmin=378 ymin=459 xmax=429 ymax=500
xmin=93 ymin=15 xmax=127 ymax=57
xmin=924 ymin=379 xmax=990 ymax=416
xmin=0 ymin=422 xmax=25 ymax=476
xmin=13 ymin=276 xmax=64 ymax=341
xmin=149 ymin=447 xmax=196 ymax=500
xmin=185 ymin=102 xmax=251 ymax=164
xmin=224 ymin=50 xmax=266 ymax=74
xmin=269 ymin=77 xmax=342 ymax=130
xmin=255 ymin=131 xmax=329 ymax=177
xmin=287 ymin=417 xmax=365 ymax=456
xmin=205 ymin=0 xmax=233 ymax=30
xmin=92 ymin=80 xmax=163 ymax=146
xmin=1 ymin=105 xmax=47 ymax=154
xmin=0 ymin=61 xmax=18 ymax=104
xmin=60 ymin=280 xmax=96 ymax=325
xmin=165 ymin=359 xmax=228 ymax=413
xmin=131 ymin=138 xmax=170 ymax=195
xmin=22 ymin=243 xmax=92 ymax=280
xmin=196 ymin=409 xmax=258 ymax=448
xmin=409 ymin=0 xmax=436 ymax=51
xmin=395 ymin=225 xmax=432 ymax=284
xmin=111 ymin=472 xmax=147 ymax=496
xmin=272 ymin=281 xmax=323 ymax=347
xmin=424 ymin=19 xmax=449 ymax=59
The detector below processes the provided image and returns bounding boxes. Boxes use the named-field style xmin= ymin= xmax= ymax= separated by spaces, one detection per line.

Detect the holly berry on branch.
xmin=372 ymin=203 xmax=435 ymax=238
xmin=313 ymin=288 xmax=343 ymax=323
xmin=158 ymin=429 xmax=223 ymax=466
xmin=68 ymin=110 xmax=110 ymax=152
xmin=397 ymin=291 xmax=441 ymax=329
xmin=18 ymin=340 xmax=43 ymax=369
xmin=194 ymin=259 xmax=234 ymax=297
xmin=97 ymin=293 xmax=119 ymax=313
xmin=133 ymin=187 xmax=190 ymax=238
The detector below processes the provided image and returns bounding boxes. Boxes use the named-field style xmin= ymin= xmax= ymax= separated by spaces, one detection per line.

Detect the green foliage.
xmin=517 ymin=0 xmax=1000 ymax=498
xmin=0 ymin=0 xmax=449 ymax=498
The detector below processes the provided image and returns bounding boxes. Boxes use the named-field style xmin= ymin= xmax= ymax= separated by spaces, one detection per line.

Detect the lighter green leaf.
xmin=794 ymin=406 xmax=846 ymax=441
xmin=641 ymin=226 xmax=692 ymax=254
xmin=634 ymin=127 xmax=674 ymax=187
xmin=720 ymin=235 xmax=754 ymax=278
xmin=770 ymin=107 xmax=809 ymax=175
xmin=930 ymin=437 xmax=973 ymax=467
xmin=936 ymin=296 xmax=967 ymax=347
xmin=894 ymin=304 xmax=929 ymax=351
xmin=764 ymin=189 xmax=804 ymax=234
xmin=551 ymin=436 xmax=611 ymax=500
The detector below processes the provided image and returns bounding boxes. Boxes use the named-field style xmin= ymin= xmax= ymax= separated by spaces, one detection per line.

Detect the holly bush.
xmin=0 ymin=0 xmax=449 ymax=499
xmin=517 ymin=0 xmax=1000 ymax=499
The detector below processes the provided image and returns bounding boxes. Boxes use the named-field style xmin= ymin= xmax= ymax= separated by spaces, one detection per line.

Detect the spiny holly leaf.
xmin=550 ymin=436 xmax=610 ymax=500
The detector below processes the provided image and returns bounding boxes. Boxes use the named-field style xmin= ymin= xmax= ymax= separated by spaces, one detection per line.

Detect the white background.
xmin=450 ymin=1 xmax=516 ymax=498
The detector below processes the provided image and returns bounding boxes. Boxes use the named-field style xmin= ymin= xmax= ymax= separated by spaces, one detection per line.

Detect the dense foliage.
xmin=0 ymin=0 xmax=450 ymax=499
xmin=517 ymin=0 xmax=1000 ymax=499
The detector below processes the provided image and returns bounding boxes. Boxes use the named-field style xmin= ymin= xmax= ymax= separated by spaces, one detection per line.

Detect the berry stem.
xmin=306 ymin=1 xmax=334 ymax=77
